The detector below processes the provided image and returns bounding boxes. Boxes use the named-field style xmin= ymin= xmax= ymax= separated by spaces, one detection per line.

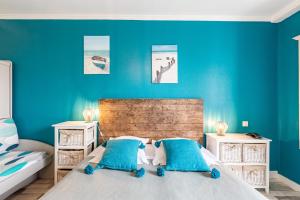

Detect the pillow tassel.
xmin=133 ymin=167 xmax=145 ymax=178
xmin=154 ymin=140 xmax=161 ymax=148
xmin=157 ymin=166 xmax=165 ymax=177
xmin=84 ymin=164 xmax=104 ymax=175
xmin=139 ymin=143 xmax=146 ymax=149
xmin=210 ymin=168 xmax=220 ymax=179
xmin=84 ymin=164 xmax=95 ymax=175
xmin=101 ymin=140 xmax=107 ymax=147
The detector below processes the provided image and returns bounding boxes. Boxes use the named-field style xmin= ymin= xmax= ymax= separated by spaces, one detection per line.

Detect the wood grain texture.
xmin=6 ymin=179 xmax=53 ymax=200
xmin=99 ymin=99 xmax=203 ymax=143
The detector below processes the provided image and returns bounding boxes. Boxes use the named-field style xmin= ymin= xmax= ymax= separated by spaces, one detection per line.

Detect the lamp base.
xmin=216 ymin=132 xmax=226 ymax=136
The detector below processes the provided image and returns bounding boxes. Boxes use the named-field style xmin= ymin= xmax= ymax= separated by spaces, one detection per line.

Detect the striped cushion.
xmin=0 ymin=118 xmax=19 ymax=153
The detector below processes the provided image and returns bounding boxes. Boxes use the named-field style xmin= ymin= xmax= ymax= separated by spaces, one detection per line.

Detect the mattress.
xmin=0 ymin=150 xmax=47 ymax=182
xmin=0 ymin=150 xmax=51 ymax=199
xmin=41 ymin=158 xmax=268 ymax=200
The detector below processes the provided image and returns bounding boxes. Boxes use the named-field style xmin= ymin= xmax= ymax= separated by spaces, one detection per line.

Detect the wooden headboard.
xmin=99 ymin=99 xmax=204 ymax=143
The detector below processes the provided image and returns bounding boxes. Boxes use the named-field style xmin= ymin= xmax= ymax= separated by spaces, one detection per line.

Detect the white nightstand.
xmin=206 ymin=133 xmax=271 ymax=193
xmin=52 ymin=121 xmax=98 ymax=184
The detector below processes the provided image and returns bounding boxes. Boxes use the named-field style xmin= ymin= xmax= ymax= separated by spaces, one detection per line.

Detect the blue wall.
xmin=277 ymin=11 xmax=300 ymax=183
xmin=0 ymin=20 xmax=279 ymax=170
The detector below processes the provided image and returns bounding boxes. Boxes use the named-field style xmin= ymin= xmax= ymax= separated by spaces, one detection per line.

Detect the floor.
xmin=5 ymin=177 xmax=300 ymax=200
xmin=261 ymin=176 xmax=300 ymax=200
xmin=6 ymin=179 xmax=53 ymax=200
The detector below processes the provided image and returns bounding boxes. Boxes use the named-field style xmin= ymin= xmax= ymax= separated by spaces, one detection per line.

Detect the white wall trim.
xmin=271 ymin=0 xmax=300 ymax=23
xmin=0 ymin=1 xmax=299 ymax=22
xmin=0 ymin=60 xmax=12 ymax=119
xmin=270 ymin=171 xmax=300 ymax=191
xmin=294 ymin=36 xmax=300 ymax=149
xmin=0 ymin=13 xmax=271 ymax=22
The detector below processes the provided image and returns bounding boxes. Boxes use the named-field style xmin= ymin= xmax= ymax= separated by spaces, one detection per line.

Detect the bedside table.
xmin=52 ymin=121 xmax=97 ymax=184
xmin=206 ymin=133 xmax=271 ymax=193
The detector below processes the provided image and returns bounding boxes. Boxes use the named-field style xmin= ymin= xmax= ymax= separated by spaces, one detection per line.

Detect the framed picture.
xmin=152 ymin=45 xmax=178 ymax=83
xmin=84 ymin=36 xmax=110 ymax=74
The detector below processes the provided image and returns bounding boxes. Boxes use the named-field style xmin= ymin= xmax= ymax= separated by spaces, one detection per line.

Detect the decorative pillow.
xmin=162 ymin=139 xmax=210 ymax=172
xmin=109 ymin=136 xmax=149 ymax=164
xmin=0 ymin=118 xmax=19 ymax=153
xmin=152 ymin=137 xmax=192 ymax=166
xmin=152 ymin=139 xmax=218 ymax=167
xmin=109 ymin=136 xmax=149 ymax=145
xmin=88 ymin=144 xmax=149 ymax=165
xmin=99 ymin=139 xmax=140 ymax=171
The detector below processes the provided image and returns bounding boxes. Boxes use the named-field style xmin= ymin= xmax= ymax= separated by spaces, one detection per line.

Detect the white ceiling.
xmin=0 ymin=0 xmax=299 ymax=22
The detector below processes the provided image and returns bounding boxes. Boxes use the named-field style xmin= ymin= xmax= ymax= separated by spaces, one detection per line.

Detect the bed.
xmin=41 ymin=99 xmax=267 ymax=200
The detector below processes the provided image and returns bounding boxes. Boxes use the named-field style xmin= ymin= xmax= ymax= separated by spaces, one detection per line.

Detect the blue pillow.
xmin=99 ymin=139 xmax=140 ymax=171
xmin=162 ymin=139 xmax=210 ymax=172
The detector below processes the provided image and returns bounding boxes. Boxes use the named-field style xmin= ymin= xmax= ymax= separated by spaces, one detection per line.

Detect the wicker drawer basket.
xmin=220 ymin=143 xmax=242 ymax=163
xmin=58 ymin=150 xmax=84 ymax=166
xmin=243 ymin=166 xmax=266 ymax=186
xmin=57 ymin=169 xmax=71 ymax=182
xmin=59 ymin=129 xmax=84 ymax=146
xmin=59 ymin=128 xmax=94 ymax=146
xmin=87 ymin=143 xmax=93 ymax=155
xmin=243 ymin=144 xmax=266 ymax=163
xmin=227 ymin=165 xmax=243 ymax=179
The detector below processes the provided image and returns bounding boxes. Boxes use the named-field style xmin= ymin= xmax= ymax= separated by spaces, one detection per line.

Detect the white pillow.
xmin=88 ymin=144 xmax=149 ymax=165
xmin=109 ymin=136 xmax=149 ymax=145
xmin=200 ymin=147 xmax=219 ymax=166
xmin=145 ymin=144 xmax=155 ymax=160
xmin=151 ymin=138 xmax=218 ymax=167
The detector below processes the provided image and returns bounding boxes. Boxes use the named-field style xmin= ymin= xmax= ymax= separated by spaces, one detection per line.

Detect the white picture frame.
xmin=0 ymin=60 xmax=12 ymax=119
xmin=294 ymin=35 xmax=300 ymax=148
xmin=84 ymin=36 xmax=110 ymax=74
xmin=152 ymin=45 xmax=178 ymax=83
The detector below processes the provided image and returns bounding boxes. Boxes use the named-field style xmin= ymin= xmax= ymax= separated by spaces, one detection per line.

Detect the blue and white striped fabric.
xmin=0 ymin=118 xmax=19 ymax=153
xmin=0 ymin=150 xmax=46 ymax=182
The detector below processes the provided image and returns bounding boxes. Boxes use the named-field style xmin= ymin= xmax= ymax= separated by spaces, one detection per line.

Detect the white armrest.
xmin=16 ymin=139 xmax=54 ymax=156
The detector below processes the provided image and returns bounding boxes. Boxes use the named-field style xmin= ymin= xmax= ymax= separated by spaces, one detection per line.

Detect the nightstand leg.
xmin=265 ymin=187 xmax=269 ymax=194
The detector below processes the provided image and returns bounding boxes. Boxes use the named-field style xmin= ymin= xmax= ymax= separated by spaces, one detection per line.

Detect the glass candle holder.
xmin=83 ymin=108 xmax=94 ymax=122
xmin=216 ymin=121 xmax=228 ymax=136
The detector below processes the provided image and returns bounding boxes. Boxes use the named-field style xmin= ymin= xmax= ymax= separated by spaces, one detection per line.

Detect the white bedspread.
xmin=41 ymin=158 xmax=267 ymax=200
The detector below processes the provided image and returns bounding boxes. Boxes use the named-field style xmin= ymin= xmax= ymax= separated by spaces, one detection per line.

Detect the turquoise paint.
xmin=0 ymin=20 xmax=278 ymax=170
xmin=277 ymin=11 xmax=300 ymax=183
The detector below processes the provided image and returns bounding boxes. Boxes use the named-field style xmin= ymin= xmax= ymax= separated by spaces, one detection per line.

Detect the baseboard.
xmin=270 ymin=171 xmax=300 ymax=191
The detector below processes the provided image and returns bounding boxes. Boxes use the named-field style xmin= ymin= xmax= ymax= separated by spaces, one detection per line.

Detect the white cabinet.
xmin=206 ymin=133 xmax=271 ymax=193
xmin=52 ymin=121 xmax=97 ymax=184
xmin=0 ymin=61 xmax=12 ymax=119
